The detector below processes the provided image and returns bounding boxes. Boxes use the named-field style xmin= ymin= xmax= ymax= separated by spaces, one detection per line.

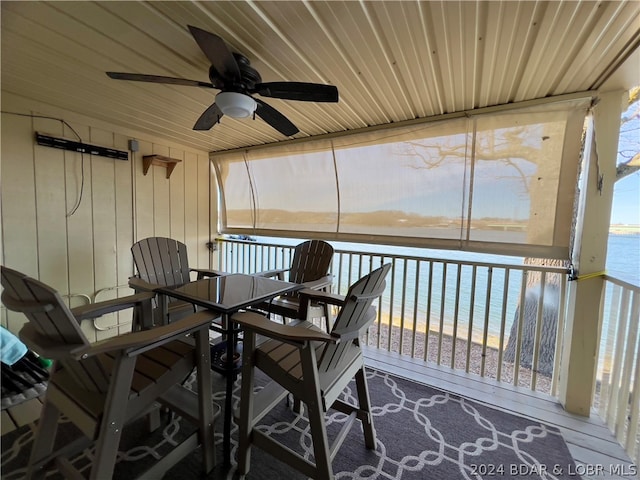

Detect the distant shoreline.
xmin=609 ymin=225 xmax=640 ymax=235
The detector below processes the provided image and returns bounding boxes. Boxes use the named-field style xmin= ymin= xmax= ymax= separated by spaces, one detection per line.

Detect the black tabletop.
xmin=155 ymin=273 xmax=301 ymax=314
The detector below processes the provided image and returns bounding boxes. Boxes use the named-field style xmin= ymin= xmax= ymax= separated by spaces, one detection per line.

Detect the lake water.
xmin=605 ymin=234 xmax=640 ymax=285
xmin=246 ymin=233 xmax=638 ymax=345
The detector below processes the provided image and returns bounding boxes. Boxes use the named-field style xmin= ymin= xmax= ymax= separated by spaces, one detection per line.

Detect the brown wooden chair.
xmin=130 ymin=236 xmax=223 ymax=325
xmin=234 ymin=263 xmax=391 ymax=480
xmin=1 ymin=266 xmax=217 ymax=480
xmin=252 ymin=239 xmax=334 ymax=324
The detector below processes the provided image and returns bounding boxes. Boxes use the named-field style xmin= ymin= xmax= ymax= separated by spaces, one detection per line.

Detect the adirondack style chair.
xmin=130 ymin=237 xmax=222 ymax=325
xmin=233 ymin=263 xmax=391 ymax=480
xmin=252 ymin=239 xmax=334 ymax=324
xmin=1 ymin=266 xmax=217 ymax=480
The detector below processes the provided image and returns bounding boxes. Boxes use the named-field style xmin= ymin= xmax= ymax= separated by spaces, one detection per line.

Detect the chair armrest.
xmin=254 ymin=268 xmax=289 ymax=280
xmin=190 ymin=268 xmax=224 ymax=279
xmin=128 ymin=276 xmax=159 ymax=293
xmin=1 ymin=291 xmax=55 ymax=313
xmin=19 ymin=323 xmax=86 ymax=359
xmin=82 ymin=311 xmax=219 ymax=358
xmin=72 ymin=292 xmax=155 ymax=321
xmin=301 ymin=274 xmax=333 ymax=291
xmin=233 ymin=311 xmax=337 ymax=344
xmin=298 ymin=289 xmax=346 ymax=307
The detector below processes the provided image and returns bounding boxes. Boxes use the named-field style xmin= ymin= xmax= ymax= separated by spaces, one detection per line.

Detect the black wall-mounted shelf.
xmin=35 ymin=132 xmax=128 ymax=161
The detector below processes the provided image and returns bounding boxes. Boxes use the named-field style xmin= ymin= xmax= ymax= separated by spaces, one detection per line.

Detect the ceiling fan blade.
xmin=255 ymin=99 xmax=299 ymax=136
xmin=193 ymin=103 xmax=224 ymax=131
xmin=187 ymin=25 xmax=240 ymax=83
xmin=106 ymin=72 xmax=214 ymax=88
xmin=252 ymin=82 xmax=339 ymax=102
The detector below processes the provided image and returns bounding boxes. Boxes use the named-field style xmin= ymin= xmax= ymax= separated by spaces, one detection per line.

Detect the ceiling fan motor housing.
xmin=216 ymin=91 xmax=256 ymax=118
xmin=234 ymin=53 xmax=262 ymax=90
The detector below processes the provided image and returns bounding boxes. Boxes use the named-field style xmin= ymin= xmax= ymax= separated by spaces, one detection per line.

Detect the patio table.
xmin=155 ymin=273 xmax=302 ymax=466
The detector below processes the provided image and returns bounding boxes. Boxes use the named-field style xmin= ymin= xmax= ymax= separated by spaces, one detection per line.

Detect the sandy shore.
xmin=366 ymin=323 xmax=553 ymax=394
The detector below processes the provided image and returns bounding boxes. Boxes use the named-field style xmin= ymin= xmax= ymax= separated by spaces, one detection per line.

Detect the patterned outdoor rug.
xmin=1 ymin=368 xmax=580 ymax=479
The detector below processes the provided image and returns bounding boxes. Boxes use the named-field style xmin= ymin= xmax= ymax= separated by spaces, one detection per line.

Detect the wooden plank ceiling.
xmin=2 ymin=1 xmax=639 ymax=153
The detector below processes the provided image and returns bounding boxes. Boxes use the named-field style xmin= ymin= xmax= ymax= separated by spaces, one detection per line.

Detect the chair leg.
xmin=300 ymin=343 xmax=333 ymax=480
xmin=237 ymin=332 xmax=257 ymax=475
xmin=292 ymin=396 xmax=303 ymax=415
xmin=26 ymin=399 xmax=61 ymax=480
xmin=306 ymin=396 xmax=333 ymax=480
xmin=194 ymin=327 xmax=216 ymax=473
xmin=146 ymin=404 xmax=162 ymax=432
xmin=89 ymin=355 xmax=136 ymax=480
xmin=354 ymin=366 xmax=376 ymax=449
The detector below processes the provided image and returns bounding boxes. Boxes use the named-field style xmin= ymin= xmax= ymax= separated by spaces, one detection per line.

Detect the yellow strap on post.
xmin=575 ymin=271 xmax=606 ymax=281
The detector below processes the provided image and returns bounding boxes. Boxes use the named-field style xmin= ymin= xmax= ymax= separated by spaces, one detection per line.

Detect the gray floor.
xmin=362 ymin=346 xmax=637 ymax=480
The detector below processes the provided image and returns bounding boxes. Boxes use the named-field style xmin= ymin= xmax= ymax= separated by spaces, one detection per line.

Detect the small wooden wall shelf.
xmin=142 ymin=155 xmax=182 ymax=179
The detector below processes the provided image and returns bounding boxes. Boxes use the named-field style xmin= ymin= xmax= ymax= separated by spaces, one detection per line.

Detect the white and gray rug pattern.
xmin=240 ymin=369 xmax=580 ymax=480
xmin=1 ymin=368 xmax=580 ymax=480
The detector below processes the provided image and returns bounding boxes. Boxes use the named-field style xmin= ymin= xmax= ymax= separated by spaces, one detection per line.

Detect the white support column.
xmin=559 ymin=90 xmax=626 ymax=416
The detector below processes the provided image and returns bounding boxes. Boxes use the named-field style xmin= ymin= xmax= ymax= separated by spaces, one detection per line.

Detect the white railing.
xmin=595 ymin=275 xmax=640 ymax=465
xmin=216 ymin=238 xmax=568 ymax=395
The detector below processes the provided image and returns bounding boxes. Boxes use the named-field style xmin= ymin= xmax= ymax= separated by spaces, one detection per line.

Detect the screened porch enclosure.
xmin=2 ymin=0 xmax=638 ymax=476
xmin=210 ymin=90 xmax=639 ymax=466
xmin=214 ymin=95 xmax=590 ymax=259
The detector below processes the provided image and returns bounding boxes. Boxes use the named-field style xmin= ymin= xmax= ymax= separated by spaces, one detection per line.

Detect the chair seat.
xmin=49 ymin=338 xmax=197 ymax=440
xmin=252 ymin=296 xmax=300 ymax=319
xmin=168 ymin=298 xmax=196 ymax=314
xmin=256 ymin=333 xmax=362 ymax=409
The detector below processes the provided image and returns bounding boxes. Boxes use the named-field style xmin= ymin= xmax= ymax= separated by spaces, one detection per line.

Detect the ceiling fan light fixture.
xmin=216 ymin=91 xmax=256 ymax=118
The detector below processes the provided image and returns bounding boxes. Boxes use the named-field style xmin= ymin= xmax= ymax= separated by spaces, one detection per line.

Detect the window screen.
xmin=212 ymin=97 xmax=590 ymax=258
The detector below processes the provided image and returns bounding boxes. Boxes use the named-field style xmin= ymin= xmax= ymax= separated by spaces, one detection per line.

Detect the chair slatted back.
xmin=318 ymin=263 xmax=390 ymax=373
xmin=1 ymin=267 xmax=110 ymax=393
xmin=132 ymin=237 xmax=191 ymax=287
xmin=288 ymin=240 xmax=334 ymax=284
xmin=282 ymin=240 xmax=334 ymax=300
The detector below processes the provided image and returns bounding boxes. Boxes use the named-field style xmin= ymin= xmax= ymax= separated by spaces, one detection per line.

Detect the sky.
xmin=611 ymin=174 xmax=640 ymax=225
xmin=611 ymin=98 xmax=640 ymax=225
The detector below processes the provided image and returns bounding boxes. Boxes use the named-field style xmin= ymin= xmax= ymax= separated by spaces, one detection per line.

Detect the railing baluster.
xmin=451 ymin=264 xmax=462 ymax=369
xmin=626 ymin=292 xmax=640 ymax=457
xmin=531 ymin=271 xmax=547 ymax=391
xmin=347 ymin=253 xmax=354 ymax=293
xmin=551 ymin=273 xmax=567 ymax=397
xmin=597 ymin=282 xmax=617 ymax=417
xmin=513 ymin=270 xmax=529 ymax=386
xmin=466 ymin=265 xmax=477 ymax=373
xmin=411 ymin=261 xmax=420 ymax=358
xmin=615 ymin=291 xmax=638 ymax=443
xmin=497 ymin=268 xmax=510 ymax=382
xmin=423 ymin=261 xmax=434 ymax=362
xmin=399 ymin=259 xmax=408 ymax=355
xmin=481 ymin=267 xmax=493 ymax=377
xmin=388 ymin=258 xmax=397 ymax=353
xmin=607 ymin=287 xmax=630 ymax=430
xmin=437 ymin=262 xmax=447 ymax=366
xmin=337 ymin=252 xmax=344 ymax=295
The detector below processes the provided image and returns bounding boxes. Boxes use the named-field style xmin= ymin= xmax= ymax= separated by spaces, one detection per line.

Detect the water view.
xmin=250 ymin=233 xmax=638 ymax=345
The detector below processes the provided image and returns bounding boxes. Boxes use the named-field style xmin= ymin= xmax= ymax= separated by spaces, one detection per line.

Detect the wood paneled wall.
xmin=1 ymin=95 xmax=215 ymax=341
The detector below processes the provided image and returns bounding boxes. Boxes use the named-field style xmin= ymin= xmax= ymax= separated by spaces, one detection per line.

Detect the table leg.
xmin=223 ymin=313 xmax=235 ymax=467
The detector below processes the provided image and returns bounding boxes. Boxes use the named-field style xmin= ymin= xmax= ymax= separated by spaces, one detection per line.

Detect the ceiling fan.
xmin=106 ymin=25 xmax=339 ymax=137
